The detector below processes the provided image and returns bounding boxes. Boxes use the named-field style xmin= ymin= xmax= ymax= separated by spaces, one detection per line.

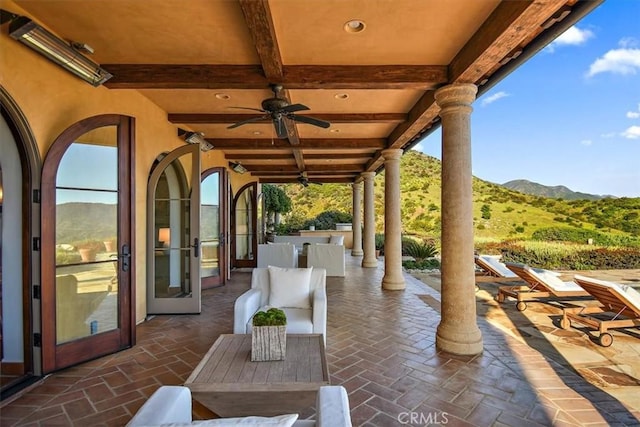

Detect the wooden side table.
xmin=185 ymin=334 xmax=329 ymax=417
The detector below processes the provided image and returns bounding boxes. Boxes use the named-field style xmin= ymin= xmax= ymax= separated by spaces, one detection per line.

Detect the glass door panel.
xmin=147 ymin=145 xmax=201 ymax=314
xmin=55 ymin=141 xmax=118 ymax=344
xmin=201 ymin=170 xmax=225 ymax=288
xmin=233 ymin=183 xmax=256 ymax=268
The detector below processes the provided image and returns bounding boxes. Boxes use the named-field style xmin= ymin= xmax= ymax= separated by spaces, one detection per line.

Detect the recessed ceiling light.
xmin=215 ymin=93 xmax=230 ymax=100
xmin=344 ymin=19 xmax=366 ymax=33
xmin=330 ymin=129 xmax=340 ymax=133
xmin=334 ymin=93 xmax=349 ymax=100
xmin=252 ymin=131 xmax=262 ymax=135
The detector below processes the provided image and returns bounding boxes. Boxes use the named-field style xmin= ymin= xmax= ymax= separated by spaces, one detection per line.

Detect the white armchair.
xmin=126 ymin=385 xmax=352 ymax=427
xmin=257 ymin=243 xmax=298 ymax=268
xmin=307 ymin=244 xmax=345 ymax=277
xmin=234 ymin=267 xmax=327 ymax=341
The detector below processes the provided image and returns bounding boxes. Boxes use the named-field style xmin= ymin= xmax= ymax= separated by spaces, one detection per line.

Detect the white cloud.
xmin=626 ymin=104 xmax=640 ymax=119
xmin=481 ymin=91 xmax=509 ymax=106
xmin=586 ymin=47 xmax=640 ymax=77
xmin=546 ymin=26 xmax=594 ymax=52
xmin=580 ymin=139 xmax=593 ymax=146
xmin=621 ymin=125 xmax=640 ymax=139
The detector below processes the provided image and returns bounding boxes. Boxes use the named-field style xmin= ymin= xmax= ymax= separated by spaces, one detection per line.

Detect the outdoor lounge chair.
xmin=560 ymin=275 xmax=640 ymax=347
xmin=475 ymin=255 xmax=520 ymax=279
xmin=496 ymin=262 xmax=589 ymax=311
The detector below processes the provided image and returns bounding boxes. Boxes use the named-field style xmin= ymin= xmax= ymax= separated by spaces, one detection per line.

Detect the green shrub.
xmin=375 ymin=233 xmax=385 ymax=252
xmin=531 ymin=227 xmax=640 ymax=248
xmin=403 ymin=258 xmax=440 ymax=270
xmin=403 ymin=239 xmax=438 ymax=260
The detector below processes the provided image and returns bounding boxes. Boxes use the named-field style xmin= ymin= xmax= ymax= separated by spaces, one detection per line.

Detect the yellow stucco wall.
xmin=1 ymin=1 xmax=258 ymax=323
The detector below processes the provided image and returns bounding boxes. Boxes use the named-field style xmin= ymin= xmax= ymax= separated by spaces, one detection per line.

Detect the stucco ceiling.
xmin=11 ymin=0 xmax=600 ymax=184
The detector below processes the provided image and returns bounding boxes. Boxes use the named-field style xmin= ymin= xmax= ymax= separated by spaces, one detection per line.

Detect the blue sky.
xmin=414 ymin=1 xmax=640 ymax=198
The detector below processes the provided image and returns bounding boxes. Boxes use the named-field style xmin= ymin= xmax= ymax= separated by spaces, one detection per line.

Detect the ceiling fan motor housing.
xmin=262 ymin=97 xmax=289 ymax=112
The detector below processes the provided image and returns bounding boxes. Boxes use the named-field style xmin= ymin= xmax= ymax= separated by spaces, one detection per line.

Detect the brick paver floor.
xmin=1 ymin=255 xmax=639 ymax=426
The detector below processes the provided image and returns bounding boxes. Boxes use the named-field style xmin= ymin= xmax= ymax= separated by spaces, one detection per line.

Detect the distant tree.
xmin=263 ymin=185 xmax=292 ymax=225
xmin=481 ymin=204 xmax=491 ymax=220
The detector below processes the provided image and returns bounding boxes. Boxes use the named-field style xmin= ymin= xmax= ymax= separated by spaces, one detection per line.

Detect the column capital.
xmin=434 ymin=83 xmax=477 ymax=109
xmin=361 ymin=171 xmax=375 ymax=180
xmin=351 ymin=182 xmax=362 ymax=190
xmin=381 ymin=148 xmax=403 ymax=161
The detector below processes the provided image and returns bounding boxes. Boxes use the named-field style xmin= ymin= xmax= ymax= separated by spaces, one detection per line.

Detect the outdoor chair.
xmin=257 ymin=242 xmax=298 ymax=268
xmin=496 ymin=262 xmax=589 ymax=311
xmin=560 ymin=275 xmax=640 ymax=347
xmin=474 ymin=255 xmax=520 ymax=280
xmin=234 ymin=266 xmax=327 ymax=342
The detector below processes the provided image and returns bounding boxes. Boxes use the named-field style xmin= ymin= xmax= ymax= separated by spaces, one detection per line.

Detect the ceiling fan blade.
xmin=274 ymin=117 xmax=288 ymax=139
xmin=227 ymin=115 xmax=270 ymax=129
xmin=289 ymin=114 xmax=331 ymax=128
xmin=229 ymin=106 xmax=265 ymax=112
xmin=281 ymin=103 xmax=309 ymax=113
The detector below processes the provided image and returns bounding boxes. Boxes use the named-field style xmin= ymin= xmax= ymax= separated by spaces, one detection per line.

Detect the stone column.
xmin=361 ymin=172 xmax=377 ymax=268
xmin=381 ymin=149 xmax=405 ymax=290
xmin=435 ymin=83 xmax=483 ymax=355
xmin=351 ymin=183 xmax=363 ymax=256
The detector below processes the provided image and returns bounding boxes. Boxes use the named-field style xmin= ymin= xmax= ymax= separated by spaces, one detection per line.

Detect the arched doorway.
xmin=40 ymin=114 xmax=135 ymax=373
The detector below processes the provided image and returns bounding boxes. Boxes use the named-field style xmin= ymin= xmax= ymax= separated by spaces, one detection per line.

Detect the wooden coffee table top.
xmin=185 ymin=334 xmax=329 ymax=393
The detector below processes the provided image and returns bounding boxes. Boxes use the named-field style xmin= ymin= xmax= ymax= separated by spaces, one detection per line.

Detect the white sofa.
xmin=126 ymin=385 xmax=352 ymax=427
xmin=307 ymin=244 xmax=346 ymax=277
xmin=257 ymin=243 xmax=298 ymax=268
xmin=234 ymin=267 xmax=326 ymax=341
xmin=273 ymin=235 xmax=331 ymax=252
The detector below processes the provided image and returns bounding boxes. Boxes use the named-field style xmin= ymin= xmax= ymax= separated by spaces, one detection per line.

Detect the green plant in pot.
xmin=251 ymin=308 xmax=287 ymax=361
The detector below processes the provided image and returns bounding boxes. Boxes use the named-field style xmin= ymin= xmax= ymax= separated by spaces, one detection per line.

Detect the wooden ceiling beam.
xmin=450 ymin=0 xmax=569 ymax=84
xmin=226 ymin=152 xmax=370 ymax=161
xmin=103 ymin=65 xmax=447 ymax=90
xmin=169 ymin=113 xmax=407 ymax=124
xmin=245 ymin=164 xmax=363 ymax=173
xmin=211 ymin=138 xmax=386 ymax=150
xmin=260 ymin=177 xmax=355 ymax=184
xmin=238 ymin=0 xmax=283 ymax=82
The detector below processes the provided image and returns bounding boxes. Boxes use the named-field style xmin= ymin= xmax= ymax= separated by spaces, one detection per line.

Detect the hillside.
xmin=501 ymin=179 xmax=607 ymax=200
xmin=280 ymin=150 xmax=640 ymax=241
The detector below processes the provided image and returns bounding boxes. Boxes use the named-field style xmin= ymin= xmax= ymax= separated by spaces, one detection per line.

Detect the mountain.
xmin=279 ymin=150 xmax=640 ymax=239
xmin=501 ymin=179 xmax=609 ymax=200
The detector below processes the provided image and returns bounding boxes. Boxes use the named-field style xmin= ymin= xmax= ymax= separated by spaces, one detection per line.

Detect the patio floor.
xmin=1 ymin=255 xmax=639 ymax=426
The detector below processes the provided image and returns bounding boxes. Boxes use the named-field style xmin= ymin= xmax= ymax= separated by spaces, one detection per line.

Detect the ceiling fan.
xmin=298 ymin=171 xmax=322 ymax=187
xmin=227 ymin=84 xmax=330 ymax=139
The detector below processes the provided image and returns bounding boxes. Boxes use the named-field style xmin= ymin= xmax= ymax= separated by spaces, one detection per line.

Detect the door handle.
xmin=119 ymin=244 xmax=131 ymax=272
xmin=192 ymin=238 xmax=200 ymax=257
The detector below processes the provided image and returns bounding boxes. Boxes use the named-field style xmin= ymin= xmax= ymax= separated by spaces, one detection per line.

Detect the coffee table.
xmin=184 ymin=333 xmax=329 ymax=417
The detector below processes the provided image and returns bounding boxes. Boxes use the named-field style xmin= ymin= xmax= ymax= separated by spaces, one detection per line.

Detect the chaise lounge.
xmin=496 ymin=262 xmax=589 ymax=311
xmin=474 ymin=255 xmax=519 ymax=280
xmin=560 ymin=275 xmax=640 ymax=347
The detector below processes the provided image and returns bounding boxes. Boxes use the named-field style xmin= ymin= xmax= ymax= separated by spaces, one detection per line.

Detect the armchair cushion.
xmin=268 ymin=266 xmax=312 ymax=309
xmin=155 ymin=414 xmax=298 ymax=426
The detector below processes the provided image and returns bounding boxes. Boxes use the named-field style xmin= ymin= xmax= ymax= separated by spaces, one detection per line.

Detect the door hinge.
xmin=33 ymin=285 xmax=41 ymax=299
xmin=33 ymin=237 xmax=40 ymax=251
xmin=34 ymin=333 xmax=42 ymax=347
xmin=33 ymin=189 xmax=41 ymax=203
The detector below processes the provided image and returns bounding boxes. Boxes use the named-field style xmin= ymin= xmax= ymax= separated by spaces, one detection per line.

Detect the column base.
xmin=351 ymin=249 xmax=364 ymax=256
xmin=362 ymin=258 xmax=378 ymax=268
xmin=382 ymin=276 xmax=405 ymax=290
xmin=435 ymin=325 xmax=483 ymax=355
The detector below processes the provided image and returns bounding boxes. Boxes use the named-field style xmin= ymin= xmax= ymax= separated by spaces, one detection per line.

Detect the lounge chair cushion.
xmin=529 ymin=267 xmax=584 ymax=292
xmin=268 ymin=266 xmax=313 ymax=309
xmin=620 ymin=285 xmax=640 ymax=310
xmin=574 ymin=275 xmax=640 ymax=310
xmin=478 ymin=255 xmax=518 ymax=278
xmin=155 ymin=413 xmax=298 ymax=426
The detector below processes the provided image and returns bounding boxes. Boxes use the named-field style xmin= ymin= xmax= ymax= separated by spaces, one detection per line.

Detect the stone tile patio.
xmin=1 ymin=256 xmax=639 ymax=426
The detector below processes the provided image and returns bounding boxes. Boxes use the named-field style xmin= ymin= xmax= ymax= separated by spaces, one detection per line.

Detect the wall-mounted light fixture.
xmin=4 ymin=12 xmax=112 ymax=86
xmin=229 ymin=162 xmax=248 ymax=174
xmin=177 ymin=129 xmax=213 ymax=151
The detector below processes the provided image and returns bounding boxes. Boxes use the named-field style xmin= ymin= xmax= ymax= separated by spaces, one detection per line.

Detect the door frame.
xmin=231 ymin=182 xmax=258 ymax=269
xmin=0 ymin=86 xmax=42 ymax=385
xmin=40 ymin=114 xmax=135 ymax=373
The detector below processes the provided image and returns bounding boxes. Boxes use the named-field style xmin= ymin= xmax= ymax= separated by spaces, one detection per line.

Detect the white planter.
xmin=251 ymin=325 xmax=286 ymax=361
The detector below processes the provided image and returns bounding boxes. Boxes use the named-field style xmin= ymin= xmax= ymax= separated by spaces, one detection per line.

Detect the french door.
xmin=201 ymin=168 xmax=227 ymax=289
xmin=147 ymin=144 xmax=201 ymax=314
xmin=41 ymin=115 xmax=135 ymax=373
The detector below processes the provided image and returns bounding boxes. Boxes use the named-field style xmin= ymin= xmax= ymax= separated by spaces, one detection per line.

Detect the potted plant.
xmin=374 ymin=233 xmax=385 ymax=258
xmin=251 ymin=307 xmax=287 ymax=361
xmin=76 ymin=240 xmax=102 ymax=262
